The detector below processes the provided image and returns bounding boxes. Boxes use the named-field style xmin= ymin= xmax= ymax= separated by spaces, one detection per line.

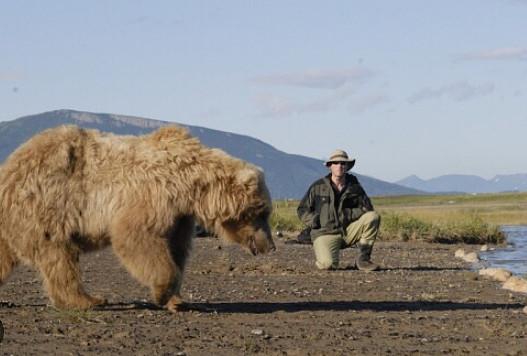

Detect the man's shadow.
xmin=336 ymin=266 xmax=465 ymax=272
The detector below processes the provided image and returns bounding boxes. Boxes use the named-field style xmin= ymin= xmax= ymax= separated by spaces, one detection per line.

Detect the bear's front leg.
xmin=111 ymin=212 xmax=194 ymax=312
xmin=165 ymin=294 xmax=184 ymax=312
xmin=111 ymin=227 xmax=185 ymax=311
xmin=165 ymin=215 xmax=194 ymax=311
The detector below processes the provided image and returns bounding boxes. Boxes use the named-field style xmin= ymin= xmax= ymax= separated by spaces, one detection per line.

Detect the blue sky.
xmin=2 ymin=0 xmax=527 ymax=183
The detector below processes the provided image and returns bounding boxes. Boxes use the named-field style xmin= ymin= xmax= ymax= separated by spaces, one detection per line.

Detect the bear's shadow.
xmin=101 ymin=300 xmax=524 ymax=314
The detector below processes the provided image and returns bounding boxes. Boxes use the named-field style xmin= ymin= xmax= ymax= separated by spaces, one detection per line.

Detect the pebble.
xmin=503 ymin=277 xmax=527 ymax=294
xmin=454 ymin=249 xmax=465 ymax=258
xmin=251 ymin=328 xmax=264 ymax=336
xmin=478 ymin=268 xmax=512 ymax=282
xmin=462 ymin=252 xmax=479 ymax=263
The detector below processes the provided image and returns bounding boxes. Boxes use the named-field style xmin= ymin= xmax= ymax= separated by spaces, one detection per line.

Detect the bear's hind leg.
xmin=35 ymin=245 xmax=105 ymax=309
xmin=0 ymin=237 xmax=17 ymax=287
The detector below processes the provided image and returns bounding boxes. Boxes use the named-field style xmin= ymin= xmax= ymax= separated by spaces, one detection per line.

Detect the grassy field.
xmin=271 ymin=192 xmax=527 ymax=244
xmin=373 ymin=192 xmax=527 ymax=226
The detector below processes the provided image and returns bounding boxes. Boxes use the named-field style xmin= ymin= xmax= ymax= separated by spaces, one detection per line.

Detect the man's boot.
xmin=356 ymin=244 xmax=379 ymax=271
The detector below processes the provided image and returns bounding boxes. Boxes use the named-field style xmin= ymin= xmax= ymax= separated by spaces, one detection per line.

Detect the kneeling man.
xmin=297 ymin=149 xmax=381 ymax=271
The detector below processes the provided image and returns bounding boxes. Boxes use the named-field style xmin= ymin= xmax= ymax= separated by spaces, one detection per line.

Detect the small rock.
xmin=252 ymin=328 xmax=264 ymax=336
xmin=276 ymin=231 xmax=284 ymax=237
xmin=113 ymin=331 xmax=131 ymax=339
xmin=462 ymin=252 xmax=479 ymax=263
xmin=503 ymin=276 xmax=527 ymax=294
xmin=421 ymin=293 xmax=436 ymax=301
xmin=454 ymin=249 xmax=465 ymax=258
xmin=480 ymin=245 xmax=488 ymax=252
xmin=478 ymin=268 xmax=511 ymax=282
xmin=523 ymin=306 xmax=527 ymax=314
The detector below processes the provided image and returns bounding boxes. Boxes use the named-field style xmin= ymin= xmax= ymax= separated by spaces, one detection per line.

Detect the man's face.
xmin=329 ymin=162 xmax=347 ymax=178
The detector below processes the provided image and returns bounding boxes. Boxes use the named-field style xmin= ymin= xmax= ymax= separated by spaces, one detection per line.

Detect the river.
xmin=479 ymin=225 xmax=527 ymax=277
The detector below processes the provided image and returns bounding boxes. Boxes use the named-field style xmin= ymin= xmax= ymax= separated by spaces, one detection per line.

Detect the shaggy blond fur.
xmin=0 ymin=125 xmax=274 ymax=310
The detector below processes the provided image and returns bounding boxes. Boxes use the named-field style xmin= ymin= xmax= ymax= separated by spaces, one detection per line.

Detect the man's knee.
xmin=362 ymin=211 xmax=381 ymax=226
xmin=316 ymin=259 xmax=337 ymax=270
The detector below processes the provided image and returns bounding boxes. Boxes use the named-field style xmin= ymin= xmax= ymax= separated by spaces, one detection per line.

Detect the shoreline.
xmin=0 ymin=238 xmax=526 ymax=355
xmin=483 ymin=225 xmax=527 ymax=277
xmin=455 ymin=244 xmax=527 ymax=299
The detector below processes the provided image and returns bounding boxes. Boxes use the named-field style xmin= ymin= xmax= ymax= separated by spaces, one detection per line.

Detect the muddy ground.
xmin=1 ymin=236 xmax=526 ymax=356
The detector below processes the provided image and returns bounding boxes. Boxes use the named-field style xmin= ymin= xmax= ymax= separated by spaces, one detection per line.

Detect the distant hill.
xmin=397 ymin=174 xmax=527 ymax=194
xmin=0 ymin=110 xmax=425 ymax=199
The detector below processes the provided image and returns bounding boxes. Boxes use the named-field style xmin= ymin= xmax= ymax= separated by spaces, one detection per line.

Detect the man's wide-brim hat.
xmin=324 ymin=149 xmax=355 ymax=170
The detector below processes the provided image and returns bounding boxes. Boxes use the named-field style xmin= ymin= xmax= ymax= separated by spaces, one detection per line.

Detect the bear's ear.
xmin=236 ymin=168 xmax=258 ymax=187
xmin=150 ymin=125 xmax=192 ymax=142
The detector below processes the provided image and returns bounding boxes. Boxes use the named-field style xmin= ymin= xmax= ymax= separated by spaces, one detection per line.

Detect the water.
xmin=479 ymin=225 xmax=527 ymax=277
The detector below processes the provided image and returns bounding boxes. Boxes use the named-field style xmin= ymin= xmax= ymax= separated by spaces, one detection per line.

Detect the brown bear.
xmin=0 ymin=125 xmax=274 ymax=311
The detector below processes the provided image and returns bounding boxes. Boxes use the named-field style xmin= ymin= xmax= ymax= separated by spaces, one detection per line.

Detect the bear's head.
xmin=217 ymin=167 xmax=275 ymax=255
xmin=196 ymin=164 xmax=275 ymax=255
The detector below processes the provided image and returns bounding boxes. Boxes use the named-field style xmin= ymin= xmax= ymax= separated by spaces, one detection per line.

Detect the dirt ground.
xmin=1 ymin=236 xmax=526 ymax=356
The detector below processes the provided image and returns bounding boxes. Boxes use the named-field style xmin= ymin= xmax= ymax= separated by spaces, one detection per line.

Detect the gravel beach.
xmin=1 ymin=237 xmax=526 ymax=356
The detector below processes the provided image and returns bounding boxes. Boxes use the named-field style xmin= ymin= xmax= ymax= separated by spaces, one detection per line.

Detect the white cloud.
xmin=408 ymin=81 xmax=495 ymax=104
xmin=348 ymin=93 xmax=390 ymax=114
xmin=252 ymin=67 xmax=376 ymax=117
xmin=252 ymin=67 xmax=374 ymax=90
xmin=0 ymin=69 xmax=26 ymax=81
xmin=253 ymin=93 xmax=297 ymax=117
xmin=254 ymin=90 xmax=359 ymax=118
xmin=253 ymin=93 xmax=340 ymax=117
xmin=458 ymin=47 xmax=527 ymax=61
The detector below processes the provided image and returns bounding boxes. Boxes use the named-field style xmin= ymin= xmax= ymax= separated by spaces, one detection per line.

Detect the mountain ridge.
xmin=397 ymin=173 xmax=527 ymax=194
xmin=0 ymin=110 xmax=426 ymax=199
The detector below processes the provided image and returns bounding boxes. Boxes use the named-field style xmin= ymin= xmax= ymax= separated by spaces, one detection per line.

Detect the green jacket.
xmin=297 ymin=173 xmax=374 ymax=240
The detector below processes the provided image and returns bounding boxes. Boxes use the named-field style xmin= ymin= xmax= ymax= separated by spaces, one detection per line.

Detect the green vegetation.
xmin=379 ymin=212 xmax=504 ymax=244
xmin=271 ymin=200 xmax=304 ymax=232
xmin=373 ymin=192 xmax=527 ymax=227
xmin=270 ymin=192 xmax=527 ymax=244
